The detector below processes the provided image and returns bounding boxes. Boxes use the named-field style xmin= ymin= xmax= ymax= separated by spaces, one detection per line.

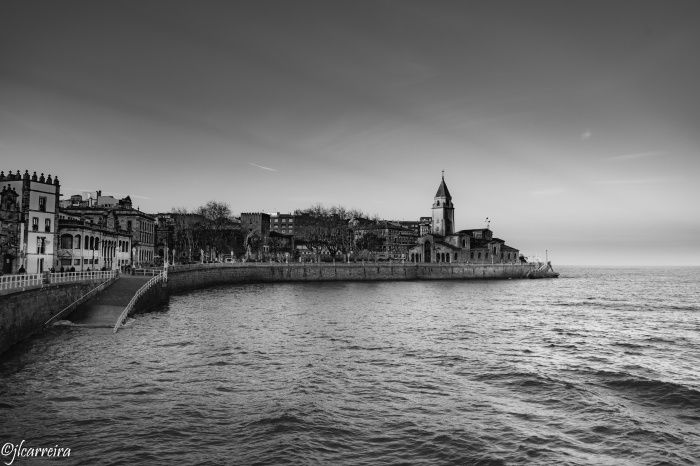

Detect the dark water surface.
xmin=1 ymin=267 xmax=699 ymax=465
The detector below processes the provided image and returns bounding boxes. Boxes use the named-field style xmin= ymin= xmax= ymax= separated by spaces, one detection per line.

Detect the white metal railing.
xmin=49 ymin=270 xmax=118 ymax=284
xmin=0 ymin=273 xmax=43 ymax=291
xmin=0 ymin=270 xmax=119 ymax=293
xmin=113 ymin=271 xmax=166 ymax=333
xmin=130 ymin=268 xmax=163 ymax=276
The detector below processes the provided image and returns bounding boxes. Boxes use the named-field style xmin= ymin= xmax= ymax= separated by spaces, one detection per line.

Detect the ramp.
xmin=71 ymin=276 xmax=150 ymax=327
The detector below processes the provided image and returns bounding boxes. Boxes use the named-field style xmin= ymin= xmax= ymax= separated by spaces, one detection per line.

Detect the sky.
xmin=1 ymin=1 xmax=699 ymax=265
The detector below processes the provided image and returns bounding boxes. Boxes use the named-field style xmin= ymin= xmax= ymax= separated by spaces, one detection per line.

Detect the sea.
xmin=1 ymin=266 xmax=698 ymax=465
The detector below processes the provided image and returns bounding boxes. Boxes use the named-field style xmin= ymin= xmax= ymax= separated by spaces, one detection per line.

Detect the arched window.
xmin=61 ymin=234 xmax=73 ymax=249
xmin=74 ymin=235 xmax=81 ymax=249
xmin=94 ymin=238 xmax=99 ymax=250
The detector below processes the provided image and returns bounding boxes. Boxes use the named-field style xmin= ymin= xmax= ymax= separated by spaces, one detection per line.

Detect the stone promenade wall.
xmin=0 ymin=282 xmax=100 ymax=355
xmin=166 ymin=263 xmax=536 ymax=294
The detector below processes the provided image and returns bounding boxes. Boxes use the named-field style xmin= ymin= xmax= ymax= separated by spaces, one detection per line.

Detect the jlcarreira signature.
xmin=1 ymin=440 xmax=71 ymax=465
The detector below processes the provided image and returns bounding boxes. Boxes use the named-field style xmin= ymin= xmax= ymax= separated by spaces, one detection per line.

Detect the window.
xmin=37 ymin=237 xmax=46 ymax=254
xmin=32 ymin=217 xmax=39 ymax=231
xmin=45 ymin=218 xmax=51 ymax=232
xmin=60 ymin=235 xmax=72 ymax=249
xmin=39 ymin=196 xmax=46 ymax=212
xmin=74 ymin=259 xmax=80 ymax=265
xmin=75 ymin=235 xmax=81 ymax=249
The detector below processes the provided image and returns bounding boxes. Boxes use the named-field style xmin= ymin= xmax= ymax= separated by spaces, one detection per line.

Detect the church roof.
xmin=435 ymin=176 xmax=452 ymax=199
xmin=435 ymin=240 xmax=461 ymax=250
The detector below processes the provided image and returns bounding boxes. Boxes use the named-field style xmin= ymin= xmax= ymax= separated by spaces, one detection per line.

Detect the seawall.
xmin=166 ymin=262 xmax=539 ymax=294
xmin=0 ymin=282 xmax=104 ymax=355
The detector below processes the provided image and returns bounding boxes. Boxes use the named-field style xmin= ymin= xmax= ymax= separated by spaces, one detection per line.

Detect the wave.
xmin=595 ymin=371 xmax=700 ymax=410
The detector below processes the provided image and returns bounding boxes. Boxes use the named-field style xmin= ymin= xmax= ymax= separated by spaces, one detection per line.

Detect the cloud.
xmin=581 ymin=129 xmax=592 ymax=140
xmin=593 ymin=178 xmax=669 ymax=185
xmin=249 ymin=162 xmax=278 ymax=172
xmin=607 ymin=150 xmax=665 ymax=161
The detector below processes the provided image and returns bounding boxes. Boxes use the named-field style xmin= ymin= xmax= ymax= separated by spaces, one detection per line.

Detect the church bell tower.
xmin=432 ymin=172 xmax=454 ymax=236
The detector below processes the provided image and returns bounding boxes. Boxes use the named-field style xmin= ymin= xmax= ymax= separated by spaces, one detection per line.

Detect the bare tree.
xmin=293 ymin=204 xmax=368 ymax=258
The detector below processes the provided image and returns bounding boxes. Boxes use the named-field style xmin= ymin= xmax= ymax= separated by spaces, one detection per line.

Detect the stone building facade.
xmin=0 ymin=185 xmax=21 ymax=274
xmin=0 ymin=170 xmax=60 ymax=273
xmin=240 ymin=212 xmax=271 ymax=238
xmin=352 ymin=220 xmax=418 ymax=260
xmin=269 ymin=212 xmax=295 ymax=235
xmin=57 ymin=216 xmax=132 ymax=271
xmin=407 ymin=175 xmax=520 ymax=264
xmin=61 ymin=194 xmax=155 ymax=267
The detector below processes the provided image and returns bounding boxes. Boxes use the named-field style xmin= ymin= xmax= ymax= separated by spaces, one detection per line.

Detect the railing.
xmin=49 ymin=270 xmax=118 ymax=284
xmin=0 ymin=273 xmax=43 ymax=292
xmin=0 ymin=270 xmax=119 ymax=294
xmin=44 ymin=273 xmax=120 ymax=326
xmin=130 ymin=268 xmax=163 ymax=276
xmin=113 ymin=270 xmax=167 ymax=333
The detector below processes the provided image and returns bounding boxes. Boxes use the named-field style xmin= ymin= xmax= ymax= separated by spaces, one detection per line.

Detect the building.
xmin=0 ymin=185 xmax=21 ymax=274
xmin=407 ymin=174 xmax=520 ymax=264
xmin=419 ymin=217 xmax=432 ymax=236
xmin=241 ymin=212 xmax=271 ymax=238
xmin=268 ymin=212 xmax=295 ymax=235
xmin=57 ymin=216 xmax=132 ymax=271
xmin=395 ymin=220 xmax=421 ymax=235
xmin=154 ymin=212 xmax=207 ymax=263
xmin=351 ymin=219 xmax=418 ymax=260
xmin=61 ymin=194 xmax=156 ymax=267
xmin=0 ymin=170 xmax=60 ymax=273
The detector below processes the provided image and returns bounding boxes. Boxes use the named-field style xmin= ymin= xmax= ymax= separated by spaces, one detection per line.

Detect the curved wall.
xmin=166 ymin=263 xmax=538 ymax=295
xmin=0 ymin=282 xmax=101 ymax=355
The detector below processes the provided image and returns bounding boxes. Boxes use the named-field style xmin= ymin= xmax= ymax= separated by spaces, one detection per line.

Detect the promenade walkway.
xmin=71 ymin=275 xmax=150 ymax=327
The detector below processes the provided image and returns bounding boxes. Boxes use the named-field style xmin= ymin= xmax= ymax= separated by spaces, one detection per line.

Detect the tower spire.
xmin=432 ymin=172 xmax=454 ymax=236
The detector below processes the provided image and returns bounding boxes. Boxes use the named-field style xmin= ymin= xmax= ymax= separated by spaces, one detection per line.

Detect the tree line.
xmin=162 ymin=201 xmax=390 ymax=263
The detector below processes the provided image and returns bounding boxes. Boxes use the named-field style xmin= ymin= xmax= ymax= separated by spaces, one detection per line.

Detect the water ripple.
xmin=1 ymin=266 xmax=699 ymax=464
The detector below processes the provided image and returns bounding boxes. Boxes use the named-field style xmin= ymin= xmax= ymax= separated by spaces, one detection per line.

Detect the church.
xmin=407 ymin=174 xmax=520 ymax=264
